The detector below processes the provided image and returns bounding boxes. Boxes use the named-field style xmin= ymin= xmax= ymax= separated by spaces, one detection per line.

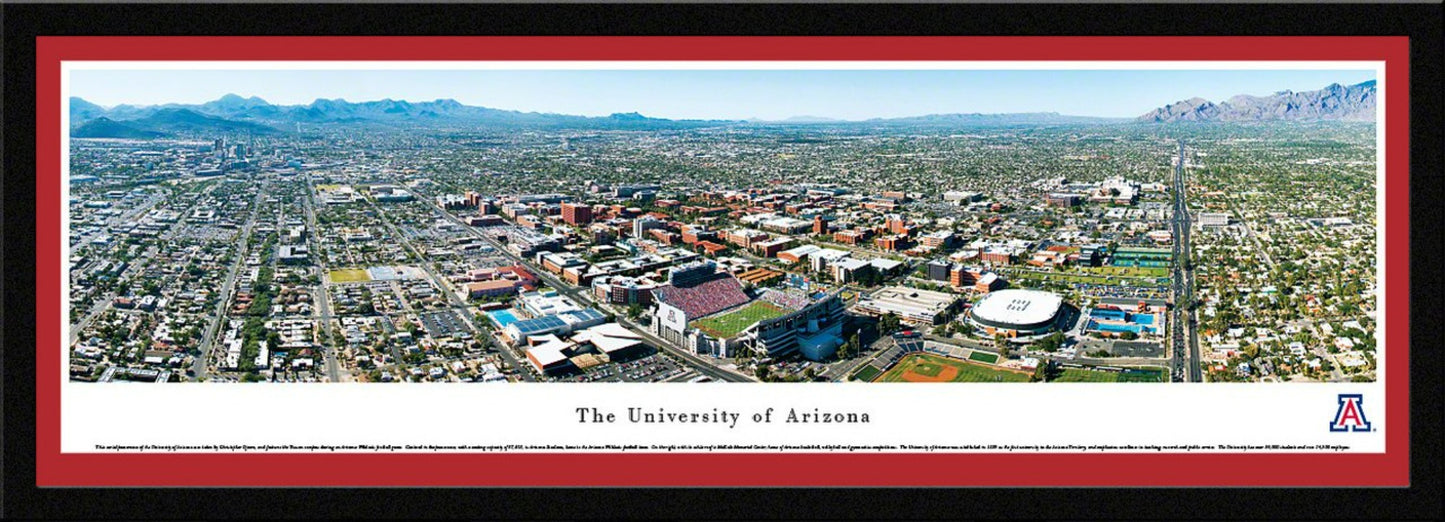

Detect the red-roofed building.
xmin=875 ymin=235 xmax=910 ymax=252
xmin=466 ymin=280 xmax=519 ymax=299
xmin=649 ymin=228 xmax=679 ymax=245
xmin=834 ymin=229 xmax=871 ymax=245
xmin=695 ymin=240 xmax=728 ymax=256
xmin=497 ymin=265 xmax=539 ymax=286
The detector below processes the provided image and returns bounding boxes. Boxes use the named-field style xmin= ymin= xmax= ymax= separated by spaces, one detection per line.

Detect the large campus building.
xmin=651 ymin=261 xmax=751 ymax=347
xmin=968 ymin=289 xmax=1065 ymax=337
xmin=855 ymin=286 xmax=961 ymax=326
xmin=687 ymin=288 xmax=846 ymax=361
xmin=649 ymin=261 xmax=846 ymax=361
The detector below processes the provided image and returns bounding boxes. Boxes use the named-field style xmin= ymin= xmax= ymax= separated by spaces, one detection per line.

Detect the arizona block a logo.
xmin=1329 ymin=394 xmax=1372 ymax=432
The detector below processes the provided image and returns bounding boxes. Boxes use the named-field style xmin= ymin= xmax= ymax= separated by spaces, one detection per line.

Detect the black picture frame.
xmin=3 ymin=2 xmax=1440 ymax=520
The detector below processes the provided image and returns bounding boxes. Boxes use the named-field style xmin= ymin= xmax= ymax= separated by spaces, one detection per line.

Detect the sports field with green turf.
xmin=968 ymin=351 xmax=999 ymax=364
xmin=1053 ymin=368 xmax=1120 ymax=382
xmin=1081 ymin=266 xmax=1171 ymax=278
xmin=851 ymin=365 xmax=882 ymax=382
xmin=328 ymin=269 xmax=373 ymax=283
xmin=691 ymin=301 xmax=788 ymax=338
xmin=878 ymin=353 xmax=1030 ymax=383
xmin=1117 ymin=368 xmax=1166 ymax=382
xmin=1053 ymin=367 xmax=1166 ymax=383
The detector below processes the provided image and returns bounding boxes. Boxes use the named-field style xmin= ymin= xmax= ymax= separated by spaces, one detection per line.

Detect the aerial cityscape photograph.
xmin=63 ymin=67 xmax=1380 ymax=385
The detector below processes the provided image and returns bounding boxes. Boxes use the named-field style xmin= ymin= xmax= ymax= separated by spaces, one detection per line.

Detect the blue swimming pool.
xmin=1090 ymin=321 xmax=1144 ymax=334
xmin=487 ymin=309 xmax=521 ymax=328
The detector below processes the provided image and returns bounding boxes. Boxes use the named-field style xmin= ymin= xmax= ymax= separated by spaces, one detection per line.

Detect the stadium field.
xmin=851 ymin=366 xmax=882 ymax=382
xmin=328 ymin=269 xmax=372 ymax=283
xmin=968 ymin=351 xmax=999 ymax=364
xmin=912 ymin=361 xmax=944 ymax=377
xmin=691 ymin=301 xmax=787 ymax=338
xmin=878 ymin=353 xmax=1029 ymax=383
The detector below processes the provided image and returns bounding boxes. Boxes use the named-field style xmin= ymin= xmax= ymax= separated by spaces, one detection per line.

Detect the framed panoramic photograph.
xmin=5 ymin=1 xmax=1439 ymax=517
xmin=32 ymin=35 xmax=1409 ymax=488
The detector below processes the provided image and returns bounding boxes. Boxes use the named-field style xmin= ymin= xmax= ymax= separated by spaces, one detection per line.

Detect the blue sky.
xmin=70 ymin=68 xmax=1377 ymax=120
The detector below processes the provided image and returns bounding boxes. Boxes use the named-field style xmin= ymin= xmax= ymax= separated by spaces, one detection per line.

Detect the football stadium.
xmin=652 ymin=262 xmax=754 ymax=348
xmin=682 ymin=288 xmax=845 ymax=362
xmin=968 ymin=288 xmax=1065 ymax=336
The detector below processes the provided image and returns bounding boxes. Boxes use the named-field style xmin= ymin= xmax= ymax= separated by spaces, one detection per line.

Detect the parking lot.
xmin=1110 ymin=340 xmax=1165 ymax=358
xmin=550 ymin=352 xmax=691 ymax=383
xmin=419 ymin=310 xmax=472 ymax=339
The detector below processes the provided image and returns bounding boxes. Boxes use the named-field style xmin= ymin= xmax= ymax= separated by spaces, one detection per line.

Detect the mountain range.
xmin=69 ymin=94 xmax=734 ymax=138
xmin=68 ymin=80 xmax=1376 ymax=139
xmin=1137 ymin=80 xmax=1376 ymax=123
xmin=866 ymin=112 xmax=1124 ymax=125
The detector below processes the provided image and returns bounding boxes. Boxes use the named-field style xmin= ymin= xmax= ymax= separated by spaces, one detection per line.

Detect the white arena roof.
xmin=970 ymin=289 xmax=1064 ymax=329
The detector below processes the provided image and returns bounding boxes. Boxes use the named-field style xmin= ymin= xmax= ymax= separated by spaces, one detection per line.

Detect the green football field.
xmin=878 ymin=353 xmax=1030 ymax=383
xmin=691 ymin=301 xmax=788 ymax=338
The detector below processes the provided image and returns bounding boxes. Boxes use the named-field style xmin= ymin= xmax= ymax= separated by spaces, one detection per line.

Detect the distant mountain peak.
xmin=1139 ymin=81 xmax=1376 ymax=123
xmin=71 ymin=117 xmax=169 ymax=139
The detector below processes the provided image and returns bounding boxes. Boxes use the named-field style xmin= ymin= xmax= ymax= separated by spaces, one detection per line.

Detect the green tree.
xmin=1038 ymin=332 xmax=1065 ymax=353
xmin=839 ymin=334 xmax=860 ymax=360
xmin=995 ymin=336 xmax=1012 ymax=359
xmin=878 ymin=313 xmax=902 ymax=336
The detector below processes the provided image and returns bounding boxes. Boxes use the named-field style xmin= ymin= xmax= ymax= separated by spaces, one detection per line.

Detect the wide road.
xmin=303 ymin=178 xmax=344 ymax=382
xmin=1169 ymin=141 xmax=1203 ymax=383
xmin=411 ymin=192 xmax=753 ymax=383
xmin=193 ymin=184 xmax=268 ymax=379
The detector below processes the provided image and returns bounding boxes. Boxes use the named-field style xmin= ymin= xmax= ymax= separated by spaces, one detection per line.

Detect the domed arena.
xmin=969 ymin=289 xmax=1064 ymax=336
